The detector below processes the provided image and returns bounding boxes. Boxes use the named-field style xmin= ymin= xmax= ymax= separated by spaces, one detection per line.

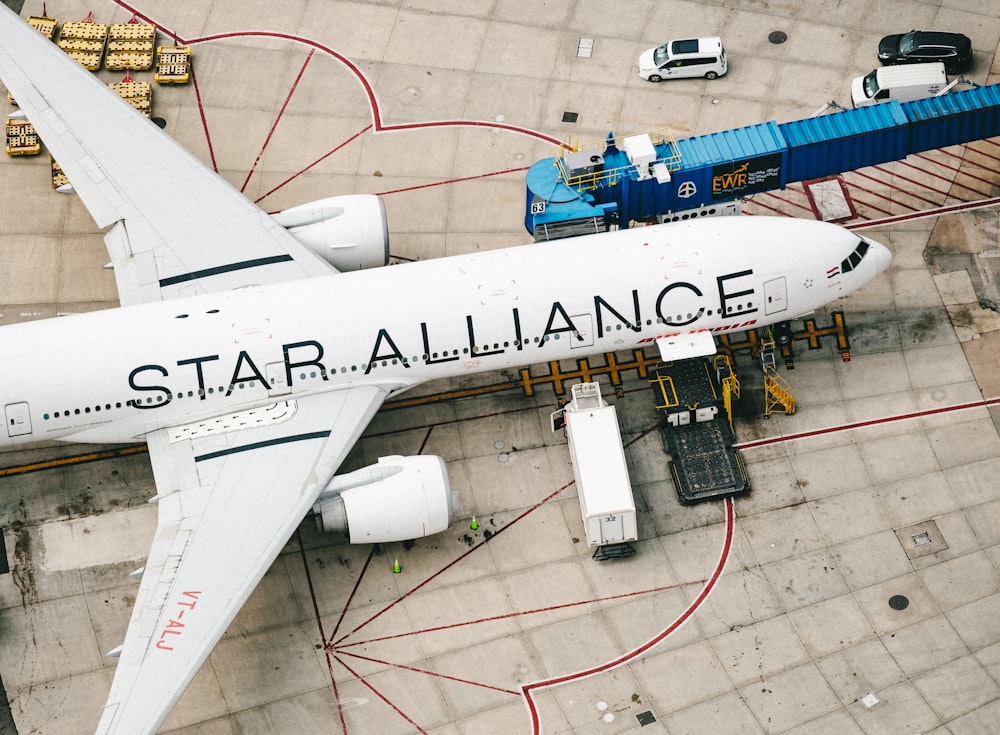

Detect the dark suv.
xmin=878 ymin=31 xmax=972 ymax=73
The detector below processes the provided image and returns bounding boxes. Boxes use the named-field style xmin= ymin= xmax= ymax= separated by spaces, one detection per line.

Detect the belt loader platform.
xmin=650 ymin=357 xmax=750 ymax=504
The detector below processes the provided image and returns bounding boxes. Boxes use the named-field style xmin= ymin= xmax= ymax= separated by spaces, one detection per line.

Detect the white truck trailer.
xmin=553 ymin=382 xmax=638 ymax=559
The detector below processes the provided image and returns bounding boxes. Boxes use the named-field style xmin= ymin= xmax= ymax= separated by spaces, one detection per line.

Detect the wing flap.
xmin=97 ymin=386 xmax=389 ymax=735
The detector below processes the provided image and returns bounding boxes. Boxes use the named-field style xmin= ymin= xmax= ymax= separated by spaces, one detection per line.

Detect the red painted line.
xmin=848 ymin=195 xmax=1000 ymax=229
xmin=338 ymin=650 xmax=520 ymax=695
xmin=835 ymin=177 xmax=895 ymax=217
xmin=337 ymin=578 xmax=706 ymax=649
xmin=189 ymin=70 xmax=219 ymax=174
xmin=296 ymin=532 xmax=349 ymax=735
xmin=910 ymin=150 xmax=962 ymax=174
xmin=737 ymin=396 xmax=1000 ymax=450
xmin=331 ymin=480 xmax=576 ymax=646
xmin=241 ymin=50 xmax=315 ymax=193
xmin=896 ymin=158 xmax=992 ymax=198
xmin=745 ymin=196 xmax=794 ymax=217
xmin=900 ymin=153 xmax=993 ymax=197
xmin=327 ymin=546 xmax=379 ymax=643
xmin=336 ymin=656 xmax=430 ymax=735
xmin=376 ymin=166 xmax=531 ymax=196
xmin=973 ymin=138 xmax=1000 ymax=155
xmin=913 ymin=151 xmax=999 ymax=192
xmin=870 ymin=164 xmax=949 ymax=205
xmin=850 ymin=168 xmax=939 ymax=208
xmin=177 ymin=30 xmax=564 ymax=147
xmin=520 ymin=497 xmax=735 ymax=734
xmin=759 ymin=189 xmax=814 ymax=214
xmin=255 ymin=126 xmax=372 ymax=205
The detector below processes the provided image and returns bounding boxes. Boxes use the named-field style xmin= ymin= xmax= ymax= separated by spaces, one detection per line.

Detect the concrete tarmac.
xmin=1 ymin=0 xmax=1000 ymax=733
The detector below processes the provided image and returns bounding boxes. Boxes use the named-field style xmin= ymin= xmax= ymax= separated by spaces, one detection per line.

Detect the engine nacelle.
xmin=313 ymin=455 xmax=453 ymax=543
xmin=271 ymin=194 xmax=389 ymax=272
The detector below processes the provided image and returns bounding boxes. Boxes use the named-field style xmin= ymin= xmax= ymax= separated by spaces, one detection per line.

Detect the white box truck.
xmin=553 ymin=382 xmax=638 ymax=556
xmin=851 ymin=62 xmax=947 ymax=108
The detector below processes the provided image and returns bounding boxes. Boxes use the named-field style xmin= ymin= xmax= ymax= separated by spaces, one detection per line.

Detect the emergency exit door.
xmin=764 ymin=277 xmax=787 ymax=316
xmin=5 ymin=402 xmax=32 ymax=438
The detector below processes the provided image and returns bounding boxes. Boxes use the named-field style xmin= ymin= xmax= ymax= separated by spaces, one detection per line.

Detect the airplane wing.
xmin=0 ymin=5 xmax=335 ymax=306
xmin=96 ymin=385 xmax=389 ymax=735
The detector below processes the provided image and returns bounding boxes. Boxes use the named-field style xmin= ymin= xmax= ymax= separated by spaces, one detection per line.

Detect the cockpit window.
xmin=840 ymin=238 xmax=870 ymax=274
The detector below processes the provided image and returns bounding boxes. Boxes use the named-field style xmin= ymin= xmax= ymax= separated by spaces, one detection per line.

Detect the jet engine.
xmin=271 ymin=194 xmax=389 ymax=272
xmin=313 ymin=455 xmax=454 ymax=543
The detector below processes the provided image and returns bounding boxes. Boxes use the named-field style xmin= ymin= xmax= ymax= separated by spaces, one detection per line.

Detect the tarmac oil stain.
xmin=9 ymin=520 xmax=38 ymax=605
xmin=910 ymin=310 xmax=939 ymax=343
xmin=56 ymin=489 xmax=100 ymax=517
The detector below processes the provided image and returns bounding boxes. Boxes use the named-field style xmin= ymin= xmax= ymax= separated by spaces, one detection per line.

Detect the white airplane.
xmin=0 ymin=5 xmax=890 ymax=734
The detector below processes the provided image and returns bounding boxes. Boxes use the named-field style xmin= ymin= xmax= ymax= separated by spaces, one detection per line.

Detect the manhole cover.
xmin=636 ymin=710 xmax=656 ymax=726
xmin=768 ymin=31 xmax=788 ymax=44
xmin=562 ymin=111 xmax=579 ymax=123
xmin=888 ymin=594 xmax=909 ymax=610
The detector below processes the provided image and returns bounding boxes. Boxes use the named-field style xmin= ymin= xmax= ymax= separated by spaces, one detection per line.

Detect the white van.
xmin=851 ymin=62 xmax=947 ymax=108
xmin=638 ymin=37 xmax=727 ymax=82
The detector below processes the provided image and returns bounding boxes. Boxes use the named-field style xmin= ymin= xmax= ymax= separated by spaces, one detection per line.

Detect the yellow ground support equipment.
xmin=155 ymin=46 xmax=192 ymax=84
xmin=106 ymin=21 xmax=156 ymax=70
xmin=51 ymin=158 xmax=69 ymax=189
xmin=110 ymin=72 xmax=152 ymax=117
xmin=57 ymin=15 xmax=109 ymax=71
xmin=5 ymin=119 xmax=41 ymax=156
xmin=26 ymin=15 xmax=57 ymax=38
xmin=763 ymin=365 xmax=796 ymax=416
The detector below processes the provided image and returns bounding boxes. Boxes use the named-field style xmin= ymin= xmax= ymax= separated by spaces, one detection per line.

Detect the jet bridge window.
xmin=840 ymin=239 xmax=871 ymax=274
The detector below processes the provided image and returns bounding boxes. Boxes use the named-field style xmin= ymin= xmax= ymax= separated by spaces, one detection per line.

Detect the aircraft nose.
xmin=870 ymin=237 xmax=892 ymax=276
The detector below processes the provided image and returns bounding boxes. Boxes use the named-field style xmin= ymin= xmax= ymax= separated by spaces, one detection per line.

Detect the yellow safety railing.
xmin=555 ymin=129 xmax=682 ymax=190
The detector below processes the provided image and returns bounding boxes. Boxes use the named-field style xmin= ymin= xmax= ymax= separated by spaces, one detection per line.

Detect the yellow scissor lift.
xmin=649 ymin=355 xmax=750 ymax=504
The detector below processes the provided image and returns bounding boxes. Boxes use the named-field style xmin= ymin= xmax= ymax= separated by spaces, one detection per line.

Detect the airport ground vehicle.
xmin=553 ymin=383 xmax=637 ymax=557
xmin=877 ymin=30 xmax=972 ymax=74
xmin=851 ymin=62 xmax=947 ymax=108
xmin=637 ymin=36 xmax=727 ymax=82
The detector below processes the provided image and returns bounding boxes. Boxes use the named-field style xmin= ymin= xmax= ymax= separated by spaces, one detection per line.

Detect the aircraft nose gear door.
xmin=5 ymin=402 xmax=32 ymax=437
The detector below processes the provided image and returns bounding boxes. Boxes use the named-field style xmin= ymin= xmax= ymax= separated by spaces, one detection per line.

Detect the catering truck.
xmin=552 ymin=382 xmax=638 ymax=559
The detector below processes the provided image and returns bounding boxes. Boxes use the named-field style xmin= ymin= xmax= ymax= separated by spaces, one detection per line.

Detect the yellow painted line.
xmin=0 ymin=444 xmax=147 ymax=477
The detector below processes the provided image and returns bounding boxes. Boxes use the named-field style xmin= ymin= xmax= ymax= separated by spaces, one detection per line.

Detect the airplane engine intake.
xmin=313 ymin=455 xmax=454 ymax=542
xmin=271 ymin=194 xmax=389 ymax=272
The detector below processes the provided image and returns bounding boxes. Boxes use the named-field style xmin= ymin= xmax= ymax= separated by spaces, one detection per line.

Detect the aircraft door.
xmin=5 ymin=402 xmax=32 ymax=437
xmin=764 ymin=277 xmax=788 ymax=316
xmin=570 ymin=313 xmax=595 ymax=349
xmin=265 ymin=362 xmax=291 ymax=395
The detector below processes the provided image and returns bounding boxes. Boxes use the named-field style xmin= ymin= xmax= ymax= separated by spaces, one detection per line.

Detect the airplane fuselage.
xmin=0 ymin=216 xmax=887 ymax=448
